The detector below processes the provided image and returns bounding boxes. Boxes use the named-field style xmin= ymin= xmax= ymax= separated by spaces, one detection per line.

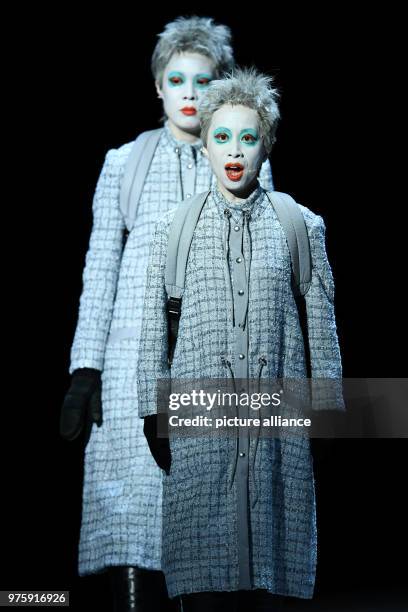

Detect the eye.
xmin=196 ymin=77 xmax=211 ymax=86
xmin=242 ymin=133 xmax=256 ymax=143
xmin=215 ymin=132 xmax=229 ymax=142
xmin=169 ymin=76 xmax=183 ymax=85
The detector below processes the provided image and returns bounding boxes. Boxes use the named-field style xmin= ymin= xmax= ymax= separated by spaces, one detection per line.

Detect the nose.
xmin=183 ymin=79 xmax=196 ymax=101
xmin=228 ymin=139 xmax=243 ymax=158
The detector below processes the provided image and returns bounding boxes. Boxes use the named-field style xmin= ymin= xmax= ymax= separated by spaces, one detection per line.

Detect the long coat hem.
xmin=78 ymin=549 xmax=162 ymax=577
xmin=166 ymin=582 xmax=315 ymax=601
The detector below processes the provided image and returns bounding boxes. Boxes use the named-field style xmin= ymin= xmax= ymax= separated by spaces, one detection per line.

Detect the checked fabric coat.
xmin=69 ymin=122 xmax=274 ymax=576
xmin=137 ymin=184 xmax=344 ymax=599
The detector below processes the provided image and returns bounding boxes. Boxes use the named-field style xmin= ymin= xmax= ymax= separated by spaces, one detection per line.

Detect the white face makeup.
xmin=203 ymin=104 xmax=267 ymax=201
xmin=156 ymin=52 xmax=215 ymax=143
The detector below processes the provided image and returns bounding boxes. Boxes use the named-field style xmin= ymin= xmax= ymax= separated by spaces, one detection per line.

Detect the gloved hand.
xmin=143 ymin=414 xmax=171 ymax=475
xmin=60 ymin=368 xmax=102 ymax=445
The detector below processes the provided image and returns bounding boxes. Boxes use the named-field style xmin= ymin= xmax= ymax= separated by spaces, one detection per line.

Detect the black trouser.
xmin=107 ymin=566 xmax=181 ymax=612
xmin=180 ymin=589 xmax=285 ymax=612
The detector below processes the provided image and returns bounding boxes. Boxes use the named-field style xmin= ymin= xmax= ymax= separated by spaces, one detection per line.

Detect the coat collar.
xmin=212 ymin=181 xmax=268 ymax=222
xmin=162 ymin=120 xmax=204 ymax=155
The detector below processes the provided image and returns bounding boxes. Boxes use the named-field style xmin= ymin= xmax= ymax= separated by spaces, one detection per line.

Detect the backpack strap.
xmin=265 ymin=191 xmax=312 ymax=296
xmin=119 ymin=128 xmax=162 ymax=231
xmin=266 ymin=191 xmax=312 ymax=377
xmin=165 ymin=190 xmax=210 ymax=365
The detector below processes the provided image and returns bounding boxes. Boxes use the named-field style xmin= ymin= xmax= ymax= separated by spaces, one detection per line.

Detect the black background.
xmin=4 ymin=5 xmax=407 ymax=611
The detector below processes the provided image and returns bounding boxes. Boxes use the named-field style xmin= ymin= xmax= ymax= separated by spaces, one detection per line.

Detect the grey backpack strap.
xmin=265 ymin=191 xmax=312 ymax=296
xmin=266 ymin=190 xmax=312 ymax=377
xmin=165 ymin=191 xmax=210 ymax=299
xmin=165 ymin=190 xmax=210 ymax=365
xmin=119 ymin=128 xmax=162 ymax=231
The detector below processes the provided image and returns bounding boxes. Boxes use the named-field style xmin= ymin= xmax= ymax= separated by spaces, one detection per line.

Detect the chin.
xmin=220 ymin=180 xmax=240 ymax=195
xmin=226 ymin=178 xmax=246 ymax=189
xmin=228 ymin=180 xmax=255 ymax=198
xmin=175 ymin=116 xmax=200 ymax=131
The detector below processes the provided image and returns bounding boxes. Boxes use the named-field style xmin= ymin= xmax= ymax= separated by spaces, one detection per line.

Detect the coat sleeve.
xmin=137 ymin=215 xmax=171 ymax=418
xmin=305 ymin=214 xmax=345 ymax=411
xmin=69 ymin=149 xmax=126 ymax=373
xmin=259 ymin=158 xmax=274 ymax=191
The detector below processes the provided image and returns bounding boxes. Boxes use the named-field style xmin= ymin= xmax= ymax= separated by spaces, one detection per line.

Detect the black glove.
xmin=60 ymin=368 xmax=102 ymax=445
xmin=143 ymin=414 xmax=171 ymax=475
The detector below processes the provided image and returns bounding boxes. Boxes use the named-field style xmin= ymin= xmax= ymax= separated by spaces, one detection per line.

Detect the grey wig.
xmin=198 ymin=67 xmax=280 ymax=153
xmin=151 ymin=16 xmax=234 ymax=85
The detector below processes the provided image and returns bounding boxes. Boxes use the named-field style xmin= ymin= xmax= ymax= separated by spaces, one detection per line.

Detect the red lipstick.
xmin=181 ymin=107 xmax=197 ymax=116
xmin=225 ymin=163 xmax=244 ymax=181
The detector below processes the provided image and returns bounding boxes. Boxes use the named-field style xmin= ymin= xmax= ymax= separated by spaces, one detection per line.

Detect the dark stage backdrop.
xmin=4 ymin=6 xmax=406 ymax=612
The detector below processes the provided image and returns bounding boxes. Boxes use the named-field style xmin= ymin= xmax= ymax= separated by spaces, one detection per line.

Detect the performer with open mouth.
xmin=137 ymin=68 xmax=344 ymax=611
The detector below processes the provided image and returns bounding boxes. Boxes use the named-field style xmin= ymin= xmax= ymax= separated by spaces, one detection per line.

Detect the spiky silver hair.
xmin=198 ymin=67 xmax=280 ymax=153
xmin=151 ymin=16 xmax=234 ymax=85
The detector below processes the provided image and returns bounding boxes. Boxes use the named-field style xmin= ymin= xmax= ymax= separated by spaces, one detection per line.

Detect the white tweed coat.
xmin=69 ymin=122 xmax=274 ymax=576
xmin=137 ymin=185 xmax=343 ymax=599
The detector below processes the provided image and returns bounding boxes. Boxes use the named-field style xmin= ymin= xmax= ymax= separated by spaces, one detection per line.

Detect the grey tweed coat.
xmin=69 ymin=122 xmax=273 ymax=576
xmin=137 ymin=185 xmax=343 ymax=599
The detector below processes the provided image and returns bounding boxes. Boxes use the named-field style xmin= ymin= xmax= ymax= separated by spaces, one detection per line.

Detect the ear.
xmin=155 ymin=80 xmax=163 ymax=99
xmin=202 ymin=146 xmax=209 ymax=159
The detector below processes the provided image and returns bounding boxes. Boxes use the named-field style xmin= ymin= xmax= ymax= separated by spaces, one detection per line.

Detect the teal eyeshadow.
xmin=239 ymin=129 xmax=259 ymax=146
xmin=194 ymin=74 xmax=212 ymax=88
xmin=167 ymin=71 xmax=185 ymax=87
xmin=213 ymin=127 xmax=232 ymax=144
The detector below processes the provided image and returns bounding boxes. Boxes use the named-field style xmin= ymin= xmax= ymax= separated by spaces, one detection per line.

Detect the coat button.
xmin=234 ymin=225 xmax=240 ymax=231
xmin=236 ymin=257 xmax=242 ymax=263
xmin=239 ymin=354 xmax=245 ymax=360
xmin=239 ymin=452 xmax=245 ymax=457
xmin=187 ymin=163 xmax=193 ymax=169
xmin=238 ymin=289 xmax=244 ymax=295
xmin=186 ymin=193 xmax=192 ymax=198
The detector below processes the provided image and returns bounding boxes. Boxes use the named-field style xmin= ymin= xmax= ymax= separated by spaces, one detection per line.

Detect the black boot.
xmin=107 ymin=566 xmax=180 ymax=612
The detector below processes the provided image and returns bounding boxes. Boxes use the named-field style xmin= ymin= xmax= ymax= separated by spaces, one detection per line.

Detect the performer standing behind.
xmin=61 ymin=17 xmax=274 ymax=612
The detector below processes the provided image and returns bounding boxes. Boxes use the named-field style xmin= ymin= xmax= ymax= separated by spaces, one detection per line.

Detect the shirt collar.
xmin=162 ymin=120 xmax=204 ymax=155
xmin=212 ymin=181 xmax=267 ymax=221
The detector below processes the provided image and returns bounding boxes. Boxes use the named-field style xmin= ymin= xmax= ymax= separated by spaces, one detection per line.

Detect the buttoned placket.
xmin=173 ymin=145 xmax=199 ymax=201
xmin=228 ymin=209 xmax=252 ymax=589
xmin=215 ymin=185 xmax=266 ymax=591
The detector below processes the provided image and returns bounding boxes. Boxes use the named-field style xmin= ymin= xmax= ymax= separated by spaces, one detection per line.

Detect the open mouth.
xmin=225 ymin=163 xmax=244 ymax=181
xmin=181 ymin=107 xmax=197 ymax=116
